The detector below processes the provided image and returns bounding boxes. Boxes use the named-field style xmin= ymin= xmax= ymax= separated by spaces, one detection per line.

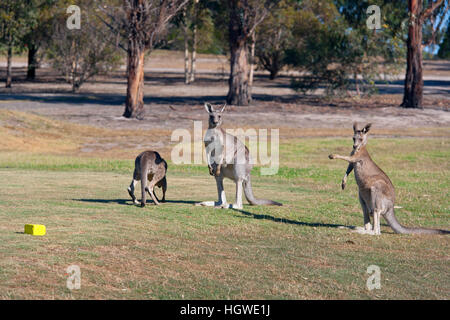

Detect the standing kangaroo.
xmin=128 ymin=150 xmax=167 ymax=207
xmin=196 ymin=103 xmax=282 ymax=209
xmin=329 ymin=122 xmax=449 ymax=235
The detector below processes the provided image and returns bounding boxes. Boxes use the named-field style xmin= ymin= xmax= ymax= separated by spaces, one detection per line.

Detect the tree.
xmin=437 ymin=21 xmax=450 ymax=58
xmin=186 ymin=0 xmax=198 ymax=83
xmin=99 ymin=0 xmax=188 ymax=119
xmin=45 ymin=4 xmax=122 ymax=93
xmin=422 ymin=1 xmax=449 ymax=54
xmin=226 ymin=0 xmax=275 ymax=106
xmin=254 ymin=0 xmax=297 ymax=80
xmin=176 ymin=0 xmax=212 ymax=84
xmin=21 ymin=0 xmax=56 ymax=80
xmin=0 ymin=0 xmax=36 ymax=87
xmin=286 ymin=0 xmax=407 ymax=96
xmin=334 ymin=0 xmax=407 ymax=95
xmin=402 ymin=0 xmax=447 ymax=109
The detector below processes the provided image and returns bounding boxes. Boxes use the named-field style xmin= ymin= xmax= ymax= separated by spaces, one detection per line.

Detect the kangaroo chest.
xmin=204 ymin=128 xmax=224 ymax=163
xmin=204 ymin=130 xmax=222 ymax=147
xmin=353 ymin=161 xmax=371 ymax=190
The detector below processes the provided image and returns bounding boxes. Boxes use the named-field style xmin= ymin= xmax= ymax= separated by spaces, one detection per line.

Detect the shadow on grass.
xmin=72 ymin=199 xmax=396 ymax=232
xmin=73 ymin=198 xmax=198 ymax=205
xmin=231 ymin=207 xmax=356 ymax=230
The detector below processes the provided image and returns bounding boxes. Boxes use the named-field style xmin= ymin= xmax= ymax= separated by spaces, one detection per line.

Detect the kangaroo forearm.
xmin=206 ymin=151 xmax=223 ymax=176
xmin=343 ymin=163 xmax=354 ymax=179
xmin=335 ymin=155 xmax=354 ymax=162
xmin=330 ymin=154 xmax=357 ymax=163
xmin=341 ymin=163 xmax=353 ymax=190
xmin=345 ymin=163 xmax=354 ymax=175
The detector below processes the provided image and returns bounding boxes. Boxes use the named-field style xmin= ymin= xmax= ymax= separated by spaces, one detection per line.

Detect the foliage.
xmin=96 ymin=0 xmax=189 ymax=52
xmin=165 ymin=0 xmax=220 ymax=54
xmin=422 ymin=0 xmax=449 ymax=53
xmin=0 ymin=0 xmax=38 ymax=50
xmin=45 ymin=1 xmax=122 ymax=92
xmin=437 ymin=21 xmax=450 ymax=58
xmin=285 ymin=0 xmax=407 ymax=96
xmin=20 ymin=1 xmax=58 ymax=67
xmin=254 ymin=0 xmax=299 ymax=79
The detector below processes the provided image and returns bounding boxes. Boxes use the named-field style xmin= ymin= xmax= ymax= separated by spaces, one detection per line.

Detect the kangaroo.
xmin=128 ymin=150 xmax=167 ymax=207
xmin=329 ymin=122 xmax=449 ymax=235
xmin=196 ymin=103 xmax=282 ymax=209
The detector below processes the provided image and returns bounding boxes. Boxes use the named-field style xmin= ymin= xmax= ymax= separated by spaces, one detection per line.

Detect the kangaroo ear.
xmin=353 ymin=122 xmax=358 ymax=132
xmin=219 ymin=104 xmax=227 ymax=113
xmin=362 ymin=123 xmax=372 ymax=133
xmin=204 ymin=103 xmax=214 ymax=113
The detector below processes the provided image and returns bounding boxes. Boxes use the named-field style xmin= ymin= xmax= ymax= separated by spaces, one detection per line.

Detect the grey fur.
xmin=196 ymin=103 xmax=282 ymax=209
xmin=128 ymin=150 xmax=167 ymax=207
xmin=329 ymin=122 xmax=449 ymax=235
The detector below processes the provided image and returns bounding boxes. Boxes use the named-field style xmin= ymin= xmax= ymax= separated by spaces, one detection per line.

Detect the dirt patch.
xmin=1 ymin=94 xmax=448 ymax=131
xmin=0 ymin=53 xmax=448 ymax=156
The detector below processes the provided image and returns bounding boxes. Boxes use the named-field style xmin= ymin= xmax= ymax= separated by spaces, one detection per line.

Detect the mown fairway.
xmin=0 ymin=133 xmax=449 ymax=299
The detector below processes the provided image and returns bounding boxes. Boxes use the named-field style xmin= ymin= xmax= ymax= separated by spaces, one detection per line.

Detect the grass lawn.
xmin=0 ymin=132 xmax=448 ymax=299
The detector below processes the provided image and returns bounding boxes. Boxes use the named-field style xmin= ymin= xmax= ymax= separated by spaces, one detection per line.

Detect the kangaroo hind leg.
xmin=370 ymin=186 xmax=387 ymax=235
xmin=146 ymin=171 xmax=165 ymax=205
xmin=196 ymin=176 xmax=228 ymax=208
xmin=128 ymin=169 xmax=140 ymax=205
xmin=128 ymin=179 xmax=139 ymax=205
xmin=215 ymin=175 xmax=229 ymax=208
xmin=157 ymin=177 xmax=167 ymax=202
xmin=231 ymin=179 xmax=243 ymax=210
xmin=140 ymin=165 xmax=149 ymax=207
xmin=359 ymin=193 xmax=372 ymax=231
xmin=145 ymin=183 xmax=160 ymax=205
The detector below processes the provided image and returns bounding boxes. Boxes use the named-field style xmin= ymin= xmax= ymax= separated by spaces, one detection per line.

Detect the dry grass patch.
xmin=0 ymin=109 xmax=173 ymax=158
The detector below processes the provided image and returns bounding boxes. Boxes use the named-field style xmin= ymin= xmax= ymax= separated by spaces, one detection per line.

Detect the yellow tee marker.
xmin=24 ymin=224 xmax=46 ymax=236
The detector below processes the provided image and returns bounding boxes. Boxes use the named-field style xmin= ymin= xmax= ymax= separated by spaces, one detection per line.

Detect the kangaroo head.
xmin=352 ymin=122 xmax=371 ymax=151
xmin=204 ymin=103 xmax=226 ymax=128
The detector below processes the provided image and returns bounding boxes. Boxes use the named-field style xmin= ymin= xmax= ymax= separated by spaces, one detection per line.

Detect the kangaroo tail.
xmin=243 ymin=176 xmax=282 ymax=206
xmin=384 ymin=208 xmax=449 ymax=235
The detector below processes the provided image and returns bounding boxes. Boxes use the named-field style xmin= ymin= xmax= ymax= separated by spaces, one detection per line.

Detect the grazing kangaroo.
xmin=329 ymin=122 xmax=449 ymax=235
xmin=128 ymin=150 xmax=167 ymax=207
xmin=196 ymin=103 xmax=282 ymax=209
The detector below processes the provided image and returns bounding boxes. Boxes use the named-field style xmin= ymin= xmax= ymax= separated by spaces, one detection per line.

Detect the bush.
xmin=46 ymin=6 xmax=122 ymax=92
xmin=285 ymin=0 xmax=405 ymax=96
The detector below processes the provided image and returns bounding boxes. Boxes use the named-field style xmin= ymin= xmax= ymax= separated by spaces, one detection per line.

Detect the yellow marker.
xmin=24 ymin=224 xmax=46 ymax=236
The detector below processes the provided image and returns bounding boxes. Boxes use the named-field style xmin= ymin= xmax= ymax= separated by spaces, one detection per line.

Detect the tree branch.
xmin=421 ymin=0 xmax=445 ymax=21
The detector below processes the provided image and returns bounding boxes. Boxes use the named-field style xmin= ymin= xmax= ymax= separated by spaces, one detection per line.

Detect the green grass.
xmin=0 ymin=137 xmax=448 ymax=299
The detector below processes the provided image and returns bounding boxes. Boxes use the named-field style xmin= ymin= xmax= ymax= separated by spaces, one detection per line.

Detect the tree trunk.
xmin=124 ymin=44 xmax=146 ymax=119
xmin=401 ymin=0 xmax=424 ymax=109
xmin=189 ymin=23 xmax=197 ymax=83
xmin=226 ymin=0 xmax=252 ymax=106
xmin=27 ymin=43 xmax=38 ymax=80
xmin=188 ymin=0 xmax=199 ymax=83
xmin=249 ymin=31 xmax=256 ymax=87
xmin=183 ymin=7 xmax=190 ymax=84
xmin=227 ymin=39 xmax=251 ymax=105
xmin=5 ymin=44 xmax=12 ymax=88
xmin=269 ymin=69 xmax=278 ymax=80
xmin=184 ymin=32 xmax=190 ymax=84
xmin=354 ymin=72 xmax=360 ymax=96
